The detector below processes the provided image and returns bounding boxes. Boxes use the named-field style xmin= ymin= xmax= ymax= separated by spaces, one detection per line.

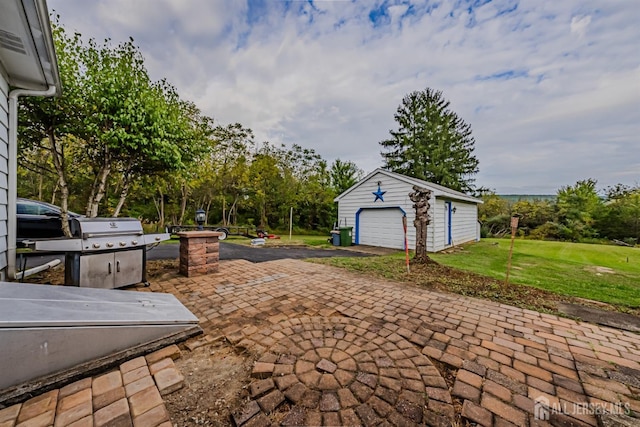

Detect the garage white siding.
xmin=0 ymin=72 xmax=9 ymax=273
xmin=335 ymin=170 xmax=445 ymax=251
xmin=336 ymin=169 xmax=481 ymax=252
xmin=433 ymin=198 xmax=446 ymax=251
xmin=451 ymin=200 xmax=478 ymax=247
xmin=358 ymin=207 xmax=406 ymax=249
xmin=432 ymin=198 xmax=478 ymax=252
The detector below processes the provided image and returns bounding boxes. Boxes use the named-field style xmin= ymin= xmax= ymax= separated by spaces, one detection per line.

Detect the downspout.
xmin=7 ymin=85 xmax=57 ymax=280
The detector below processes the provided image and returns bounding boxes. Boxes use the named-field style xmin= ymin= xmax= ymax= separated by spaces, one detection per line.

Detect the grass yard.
xmin=314 ymin=238 xmax=640 ymax=314
xmin=431 ymin=239 xmax=640 ymax=308
xmin=224 ymin=234 xmax=333 ymax=248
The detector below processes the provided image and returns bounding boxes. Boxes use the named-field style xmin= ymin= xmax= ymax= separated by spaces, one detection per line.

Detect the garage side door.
xmin=357 ymin=208 xmax=405 ymax=249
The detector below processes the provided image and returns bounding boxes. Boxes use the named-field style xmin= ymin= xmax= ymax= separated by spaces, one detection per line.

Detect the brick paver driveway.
xmin=154 ymin=259 xmax=640 ymax=426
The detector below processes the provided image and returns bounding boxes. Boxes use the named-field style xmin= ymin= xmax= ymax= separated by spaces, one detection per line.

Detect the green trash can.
xmin=339 ymin=227 xmax=353 ymax=247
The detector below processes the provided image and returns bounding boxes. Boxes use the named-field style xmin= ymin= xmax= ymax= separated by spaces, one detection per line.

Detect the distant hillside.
xmin=498 ymin=194 xmax=556 ymax=202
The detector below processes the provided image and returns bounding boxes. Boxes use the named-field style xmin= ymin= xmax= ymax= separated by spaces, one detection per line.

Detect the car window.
xmin=37 ymin=204 xmax=59 ymax=215
xmin=17 ymin=201 xmax=59 ymax=216
xmin=17 ymin=202 xmax=39 ymax=215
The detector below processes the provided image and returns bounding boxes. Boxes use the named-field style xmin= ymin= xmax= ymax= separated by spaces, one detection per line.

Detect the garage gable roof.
xmin=334 ymin=168 xmax=482 ymax=204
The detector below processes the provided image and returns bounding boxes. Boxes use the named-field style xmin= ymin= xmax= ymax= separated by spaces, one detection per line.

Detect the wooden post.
xmin=402 ymin=215 xmax=410 ymax=273
xmin=505 ymin=216 xmax=519 ymax=284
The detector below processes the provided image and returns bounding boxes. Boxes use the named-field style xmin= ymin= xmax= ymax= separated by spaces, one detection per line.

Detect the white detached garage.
xmin=334 ymin=169 xmax=482 ymax=252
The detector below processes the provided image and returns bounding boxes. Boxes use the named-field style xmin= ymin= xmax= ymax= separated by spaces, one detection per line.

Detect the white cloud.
xmin=570 ymin=15 xmax=591 ymax=38
xmin=48 ymin=0 xmax=640 ymax=193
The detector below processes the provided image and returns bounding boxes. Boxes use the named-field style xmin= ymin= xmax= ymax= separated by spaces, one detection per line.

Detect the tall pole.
xmin=289 ymin=207 xmax=293 ymax=241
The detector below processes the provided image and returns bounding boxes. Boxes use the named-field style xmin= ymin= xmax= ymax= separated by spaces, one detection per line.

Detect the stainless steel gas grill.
xmin=34 ymin=217 xmax=169 ymax=289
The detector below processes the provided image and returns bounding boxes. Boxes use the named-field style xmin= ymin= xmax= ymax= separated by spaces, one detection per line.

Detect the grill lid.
xmin=34 ymin=217 xmax=169 ymax=252
xmin=71 ymin=217 xmax=143 ymax=239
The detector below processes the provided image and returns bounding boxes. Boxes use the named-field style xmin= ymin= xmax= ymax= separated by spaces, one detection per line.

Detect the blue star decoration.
xmin=373 ymin=184 xmax=386 ymax=202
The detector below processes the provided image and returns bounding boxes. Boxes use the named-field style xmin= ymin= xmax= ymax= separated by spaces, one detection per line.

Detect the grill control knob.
xmin=92 ymin=243 xmax=101 ymax=249
xmin=131 ymin=240 xmax=138 ymax=245
xmin=119 ymin=241 xmax=126 ymax=247
xmin=106 ymin=242 xmax=114 ymax=248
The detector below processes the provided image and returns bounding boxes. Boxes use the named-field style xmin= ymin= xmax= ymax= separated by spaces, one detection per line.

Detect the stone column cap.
xmin=177 ymin=231 xmax=223 ymax=238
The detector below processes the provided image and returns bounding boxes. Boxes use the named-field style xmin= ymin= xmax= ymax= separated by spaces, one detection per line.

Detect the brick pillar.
xmin=178 ymin=231 xmax=221 ymax=277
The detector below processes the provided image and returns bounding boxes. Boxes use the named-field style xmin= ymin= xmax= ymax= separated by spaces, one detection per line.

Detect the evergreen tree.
xmin=380 ymin=88 xmax=479 ymax=192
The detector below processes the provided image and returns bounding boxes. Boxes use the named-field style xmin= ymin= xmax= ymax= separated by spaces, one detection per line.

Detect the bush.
xmin=529 ymin=222 xmax=563 ymax=240
xmin=480 ymin=227 xmax=488 ymax=238
xmin=483 ymin=214 xmax=511 ymax=237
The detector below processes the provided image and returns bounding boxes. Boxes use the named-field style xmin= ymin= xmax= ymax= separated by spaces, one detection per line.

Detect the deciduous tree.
xmin=19 ymin=22 xmax=206 ymax=228
xmin=330 ymin=159 xmax=363 ymax=195
xmin=556 ymin=179 xmax=602 ymax=240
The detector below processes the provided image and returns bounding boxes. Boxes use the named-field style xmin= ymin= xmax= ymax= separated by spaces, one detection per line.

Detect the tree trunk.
xmin=261 ymin=201 xmax=267 ymax=228
xmin=409 ymin=185 xmax=432 ymax=263
xmin=205 ymin=199 xmax=213 ymax=226
xmin=178 ymin=181 xmax=188 ymax=226
xmin=112 ymin=176 xmax=131 ymax=217
xmin=51 ymin=180 xmax=59 ymax=205
xmin=47 ymin=129 xmax=72 ymax=237
xmin=227 ymin=196 xmax=238 ymax=226
xmin=153 ymin=187 xmax=165 ymax=228
xmin=112 ymin=160 xmax=134 ymax=218
xmin=222 ymin=197 xmax=226 ymax=226
xmin=37 ymin=168 xmax=43 ymax=200
xmin=85 ymin=149 xmax=111 ymax=217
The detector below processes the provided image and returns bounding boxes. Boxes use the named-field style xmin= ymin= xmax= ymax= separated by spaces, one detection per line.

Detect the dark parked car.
xmin=17 ymin=197 xmax=81 ymax=241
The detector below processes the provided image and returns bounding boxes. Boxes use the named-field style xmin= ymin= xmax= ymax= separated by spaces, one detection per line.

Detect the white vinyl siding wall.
xmin=0 ymin=72 xmax=9 ymax=272
xmin=336 ymin=171 xmax=440 ymax=251
xmin=450 ymin=200 xmax=478 ymax=247
xmin=432 ymin=198 xmax=478 ymax=252
xmin=432 ymin=198 xmax=446 ymax=251
xmin=336 ymin=169 xmax=480 ymax=252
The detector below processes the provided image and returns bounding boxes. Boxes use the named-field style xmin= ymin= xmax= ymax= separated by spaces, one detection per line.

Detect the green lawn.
xmin=430 ymin=238 xmax=640 ymax=308
xmin=223 ymin=234 xmax=333 ymax=248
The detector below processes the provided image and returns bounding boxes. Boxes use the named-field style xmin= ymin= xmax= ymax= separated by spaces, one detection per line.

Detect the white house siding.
xmin=336 ymin=169 xmax=480 ymax=252
xmin=337 ymin=171 xmax=416 ymax=248
xmin=432 ymin=198 xmax=446 ymax=251
xmin=336 ymin=170 xmax=445 ymax=251
xmin=450 ymin=200 xmax=478 ymax=247
xmin=432 ymin=198 xmax=478 ymax=252
xmin=0 ymin=72 xmax=9 ymax=273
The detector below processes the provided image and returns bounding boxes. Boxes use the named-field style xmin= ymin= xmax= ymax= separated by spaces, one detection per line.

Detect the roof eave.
xmin=335 ymin=168 xmax=482 ymax=204
xmin=0 ymin=0 xmax=61 ymax=95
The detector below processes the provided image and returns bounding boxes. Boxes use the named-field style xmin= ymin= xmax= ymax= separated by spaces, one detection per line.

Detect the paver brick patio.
xmin=4 ymin=347 xmax=183 ymax=427
xmin=152 ymin=259 xmax=640 ymax=426
xmin=5 ymin=258 xmax=640 ymax=426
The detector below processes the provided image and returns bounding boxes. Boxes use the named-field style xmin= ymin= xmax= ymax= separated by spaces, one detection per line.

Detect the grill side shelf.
xmin=35 ymin=239 xmax=82 ymax=252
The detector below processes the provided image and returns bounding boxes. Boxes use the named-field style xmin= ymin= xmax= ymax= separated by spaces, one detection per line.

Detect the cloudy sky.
xmin=48 ymin=0 xmax=639 ymax=194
